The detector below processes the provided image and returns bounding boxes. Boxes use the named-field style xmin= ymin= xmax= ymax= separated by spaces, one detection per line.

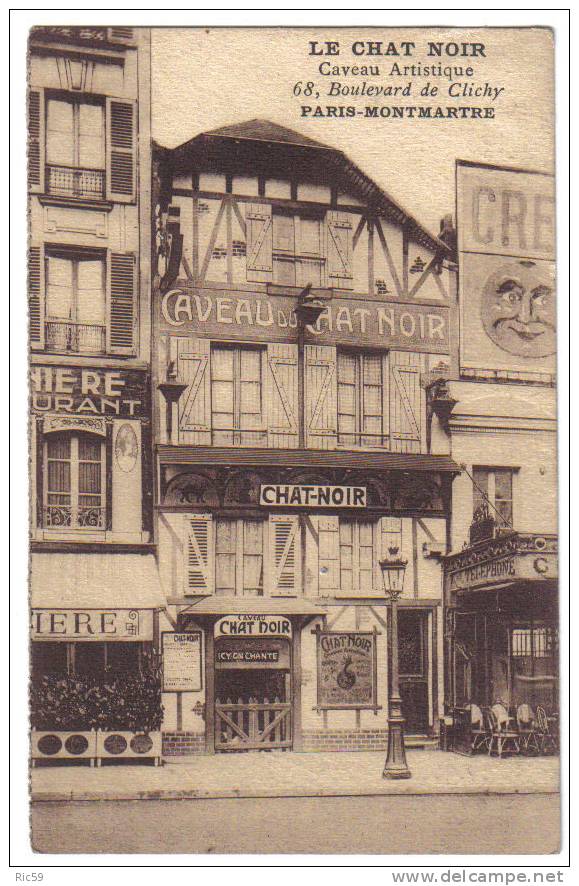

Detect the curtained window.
xmin=473 ymin=467 xmax=514 ymax=528
xmin=43 ymin=432 xmax=105 ymax=530
xmin=46 ymin=97 xmax=105 ymax=170
xmin=45 ymin=250 xmax=106 ymax=353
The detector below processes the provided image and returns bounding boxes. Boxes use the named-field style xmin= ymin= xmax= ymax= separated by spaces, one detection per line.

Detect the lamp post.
xmin=380 ymin=548 xmax=411 ymax=779
xmin=158 ymin=360 xmax=188 ymax=444
xmin=294 ymin=284 xmax=328 ymax=448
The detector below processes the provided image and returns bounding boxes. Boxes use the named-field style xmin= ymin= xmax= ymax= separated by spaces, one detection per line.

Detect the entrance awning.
xmin=157 ymin=445 xmax=460 ymax=474
xmin=180 ymin=596 xmax=326 ymax=619
xmin=30 ymin=552 xmax=165 ymax=610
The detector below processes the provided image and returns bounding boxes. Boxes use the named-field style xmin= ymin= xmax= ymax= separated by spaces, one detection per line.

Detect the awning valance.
xmin=180 ymin=596 xmax=326 ymax=619
xmin=30 ymin=553 xmax=165 ymax=610
xmin=157 ymin=446 xmax=460 ymax=475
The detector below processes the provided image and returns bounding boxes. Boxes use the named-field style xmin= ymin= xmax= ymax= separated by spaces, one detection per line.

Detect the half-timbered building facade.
xmin=153 ymin=120 xmax=459 ymax=755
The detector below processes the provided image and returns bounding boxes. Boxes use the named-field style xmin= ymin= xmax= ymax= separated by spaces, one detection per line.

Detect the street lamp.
xmin=380 ymin=547 xmax=411 ymax=779
xmin=158 ymin=360 xmax=187 ymax=445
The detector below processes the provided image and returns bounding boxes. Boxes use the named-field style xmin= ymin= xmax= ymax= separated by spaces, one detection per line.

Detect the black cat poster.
xmin=316 ymin=631 xmax=376 ymax=708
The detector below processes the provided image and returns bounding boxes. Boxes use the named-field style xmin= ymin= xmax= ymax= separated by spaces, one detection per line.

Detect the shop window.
xmin=512 ymin=626 xmax=558 ymax=662
xmin=511 ymin=624 xmax=558 ymax=707
xmin=473 ymin=467 xmax=514 ymax=528
xmin=75 ymin=642 xmax=106 ymax=677
xmin=46 ymin=95 xmax=105 ymax=199
xmin=31 ymin=641 xmax=68 ymax=676
xmin=215 ymin=518 xmax=264 ymax=596
xmin=106 ymin=642 xmax=141 ymax=674
xmin=43 ymin=431 xmax=106 ymax=530
xmin=339 ymin=519 xmax=375 ymax=593
xmin=337 ymin=351 xmax=385 ymax=447
xmin=31 ymin=642 xmax=143 ymax=681
xmin=272 ymin=210 xmax=325 ymax=287
xmin=45 ymin=248 xmax=106 ymax=354
xmin=211 ymin=345 xmax=265 ymax=446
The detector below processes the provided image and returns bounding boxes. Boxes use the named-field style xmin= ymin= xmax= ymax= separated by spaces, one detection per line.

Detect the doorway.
xmin=214 ymin=638 xmax=292 ymax=751
xmin=398 ymin=610 xmax=430 ymax=733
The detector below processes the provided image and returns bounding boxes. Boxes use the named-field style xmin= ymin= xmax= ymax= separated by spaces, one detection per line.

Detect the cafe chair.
xmin=516 ymin=703 xmax=540 ymax=755
xmin=467 ymin=703 xmax=491 ymax=753
xmin=536 ymin=705 xmax=558 ymax=755
xmin=487 ymin=703 xmax=521 ymax=757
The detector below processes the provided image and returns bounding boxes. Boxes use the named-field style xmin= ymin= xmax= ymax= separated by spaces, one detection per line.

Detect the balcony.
xmin=45 ymin=321 xmax=106 ymax=354
xmin=43 ymin=504 xmax=107 ymax=530
xmin=46 ymin=164 xmax=105 ymax=200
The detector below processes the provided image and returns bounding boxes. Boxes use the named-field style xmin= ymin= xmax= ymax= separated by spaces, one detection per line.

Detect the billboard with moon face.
xmin=456 ymin=161 xmax=556 ymax=376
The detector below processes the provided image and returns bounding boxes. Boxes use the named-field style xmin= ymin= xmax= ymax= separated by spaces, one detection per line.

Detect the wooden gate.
xmin=215 ymin=696 xmax=292 ymax=751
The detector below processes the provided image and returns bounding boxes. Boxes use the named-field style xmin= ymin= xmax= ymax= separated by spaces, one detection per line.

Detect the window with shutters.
xmin=215 ymin=518 xmax=264 ymax=596
xmin=36 ymin=248 xmax=136 ymax=356
xmin=43 ymin=432 xmax=106 ymax=530
xmin=44 ymin=248 xmax=106 ymax=354
xmin=45 ymin=95 xmax=105 ymax=200
xmin=337 ymin=350 xmax=386 ymax=448
xmin=211 ymin=345 xmax=266 ymax=446
xmin=271 ymin=209 xmax=325 ymax=287
xmin=339 ymin=519 xmax=376 ymax=594
xmin=472 ymin=467 xmax=514 ymax=529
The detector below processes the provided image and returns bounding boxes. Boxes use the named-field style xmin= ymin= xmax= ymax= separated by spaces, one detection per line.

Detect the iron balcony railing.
xmin=45 ymin=321 xmax=106 ymax=354
xmin=46 ymin=164 xmax=105 ymax=200
xmin=43 ymin=504 xmax=107 ymax=530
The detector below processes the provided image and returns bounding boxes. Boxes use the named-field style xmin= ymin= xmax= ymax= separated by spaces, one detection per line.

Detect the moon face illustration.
xmin=115 ymin=423 xmax=139 ymax=473
xmin=480 ymin=260 xmax=556 ymax=358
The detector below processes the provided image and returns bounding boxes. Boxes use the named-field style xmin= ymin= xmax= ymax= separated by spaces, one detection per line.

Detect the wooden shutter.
xmin=108 ymin=27 xmax=134 ymax=43
xmin=305 ymin=344 xmax=337 ymax=449
xmin=326 ymin=210 xmax=353 ymax=289
xmin=184 ymin=514 xmax=214 ymax=595
xmin=389 ymin=351 xmax=425 ymax=453
xmin=268 ymin=515 xmax=300 ymax=596
xmin=107 ymin=253 xmax=136 ymax=354
xmin=28 ymin=88 xmax=44 ymax=193
xmin=318 ymin=515 xmax=340 ymax=595
xmin=266 ymin=342 xmax=298 ymax=448
xmin=29 ymin=246 xmax=44 ymax=349
xmin=381 ymin=352 xmax=391 ymax=449
xmin=246 ymin=203 xmax=273 ymax=282
xmin=106 ymin=98 xmax=136 ymax=203
xmin=170 ymin=336 xmax=211 ymax=445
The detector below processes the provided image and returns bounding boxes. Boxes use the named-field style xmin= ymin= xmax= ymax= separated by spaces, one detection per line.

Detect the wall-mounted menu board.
xmin=162 ymin=632 xmax=203 ymax=692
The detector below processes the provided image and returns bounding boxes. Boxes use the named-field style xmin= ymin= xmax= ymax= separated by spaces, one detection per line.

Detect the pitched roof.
xmin=203 ymin=118 xmax=332 ymax=150
xmin=168 ymin=119 xmax=449 ymax=254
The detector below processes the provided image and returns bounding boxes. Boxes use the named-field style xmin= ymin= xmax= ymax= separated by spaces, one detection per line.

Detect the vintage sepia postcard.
xmin=21 ymin=18 xmax=566 ymax=861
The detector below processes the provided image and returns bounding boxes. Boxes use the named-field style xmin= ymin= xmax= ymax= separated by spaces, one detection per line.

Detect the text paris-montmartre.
xmin=301 ymin=105 xmax=497 ymax=120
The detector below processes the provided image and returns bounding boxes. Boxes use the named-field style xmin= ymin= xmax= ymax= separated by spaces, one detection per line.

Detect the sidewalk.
xmin=31 ymin=750 xmax=560 ymax=802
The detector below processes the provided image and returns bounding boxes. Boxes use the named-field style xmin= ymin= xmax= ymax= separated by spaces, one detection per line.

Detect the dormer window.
xmin=272 ymin=210 xmax=325 ymax=287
